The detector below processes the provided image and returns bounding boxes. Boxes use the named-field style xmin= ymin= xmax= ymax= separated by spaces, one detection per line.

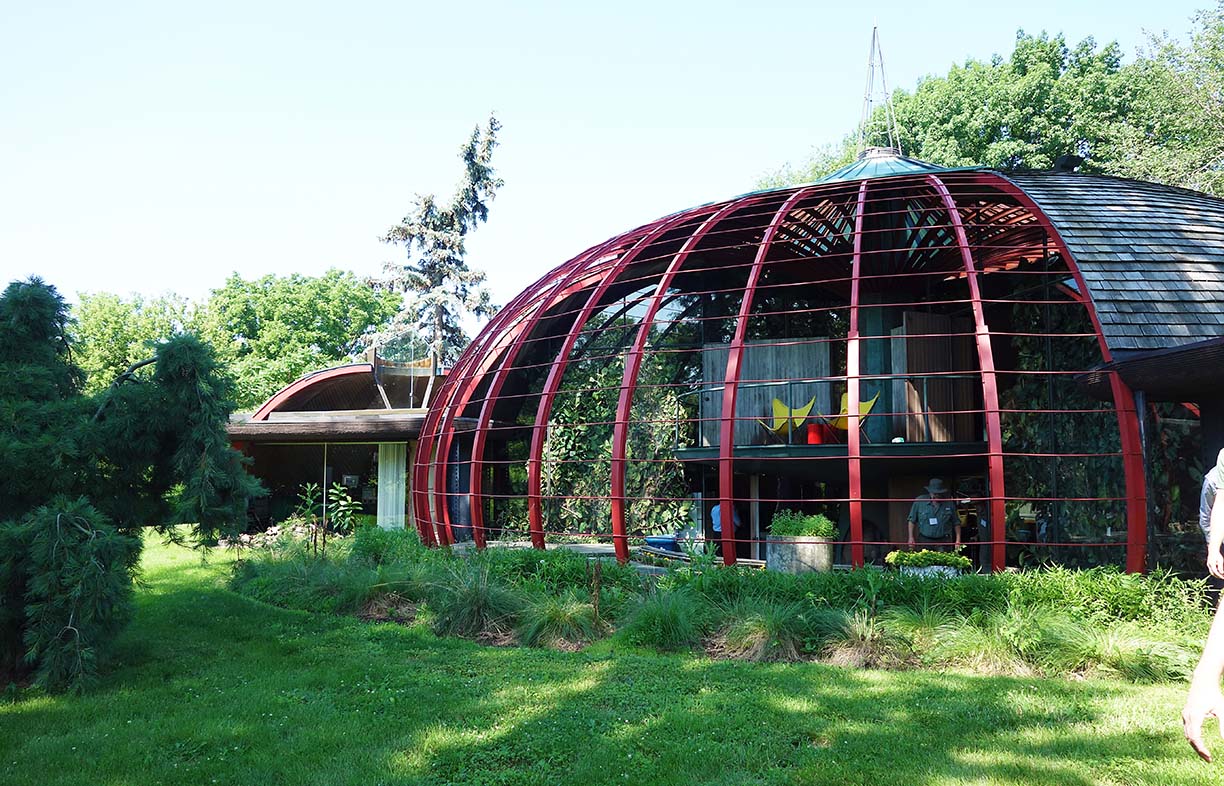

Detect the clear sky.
xmin=0 ymin=0 xmax=1208 ymax=310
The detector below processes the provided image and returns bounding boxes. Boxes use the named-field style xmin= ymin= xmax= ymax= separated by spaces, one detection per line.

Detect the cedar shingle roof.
xmin=1005 ymin=171 xmax=1224 ymax=352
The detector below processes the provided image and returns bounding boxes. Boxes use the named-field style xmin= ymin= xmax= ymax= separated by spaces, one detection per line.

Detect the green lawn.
xmin=0 ymin=537 xmax=1217 ymax=785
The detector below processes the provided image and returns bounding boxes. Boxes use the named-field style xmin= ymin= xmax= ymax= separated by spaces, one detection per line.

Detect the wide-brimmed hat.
xmin=925 ymin=478 xmax=948 ymax=495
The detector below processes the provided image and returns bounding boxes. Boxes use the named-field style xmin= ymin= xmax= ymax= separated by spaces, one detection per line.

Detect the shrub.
xmin=427 ymin=563 xmax=523 ymax=640
xmin=326 ymin=483 xmax=363 ymax=536
xmin=769 ymin=510 xmax=836 ymax=538
xmin=517 ymin=589 xmax=605 ymax=649
xmin=1005 ymin=565 xmax=1206 ymax=629
xmin=885 ymin=550 xmax=972 ymax=571
xmin=621 ymin=588 xmax=708 ymax=651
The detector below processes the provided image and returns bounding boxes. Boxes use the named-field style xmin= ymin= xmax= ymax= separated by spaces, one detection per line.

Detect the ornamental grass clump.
xmin=621 ymin=587 xmax=708 ymax=651
xmin=820 ymin=608 xmax=912 ymax=669
xmin=708 ymin=597 xmax=852 ymax=662
xmin=517 ymin=589 xmax=606 ymax=650
xmin=427 ymin=563 xmax=523 ymax=641
xmin=229 ymin=547 xmax=381 ymax=615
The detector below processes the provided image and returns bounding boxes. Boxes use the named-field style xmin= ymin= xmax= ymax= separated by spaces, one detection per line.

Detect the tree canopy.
xmin=192 ymin=269 xmax=401 ymax=410
xmin=73 ymin=269 xmax=403 ymax=412
xmin=762 ymin=8 xmax=1224 ymax=195
xmin=71 ymin=291 xmax=187 ymax=395
xmin=377 ymin=115 xmax=502 ymax=366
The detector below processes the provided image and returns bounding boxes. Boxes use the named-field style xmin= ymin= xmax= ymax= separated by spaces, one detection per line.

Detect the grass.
xmin=0 ymin=535 xmax=1219 ymax=785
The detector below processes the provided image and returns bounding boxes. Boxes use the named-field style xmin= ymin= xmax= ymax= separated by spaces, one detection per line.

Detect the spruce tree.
xmin=378 ymin=115 xmax=502 ymax=366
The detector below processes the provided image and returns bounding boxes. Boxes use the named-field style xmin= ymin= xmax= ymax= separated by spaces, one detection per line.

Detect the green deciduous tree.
xmin=378 ymin=115 xmax=502 ymax=367
xmin=71 ymin=291 xmax=187 ymax=394
xmin=194 ymin=269 xmax=401 ymax=410
xmin=762 ymin=12 xmax=1224 ymax=194
xmin=1106 ymin=4 xmax=1224 ymax=194
xmin=890 ymin=32 xmax=1131 ymax=172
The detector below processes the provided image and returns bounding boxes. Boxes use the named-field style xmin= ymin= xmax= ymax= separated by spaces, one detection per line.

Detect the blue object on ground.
xmin=644 ymin=535 xmax=681 ymax=553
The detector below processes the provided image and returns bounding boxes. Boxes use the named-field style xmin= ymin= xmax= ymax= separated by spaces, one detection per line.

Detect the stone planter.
xmin=766 ymin=536 xmax=833 ymax=574
xmin=900 ymin=565 xmax=963 ymax=579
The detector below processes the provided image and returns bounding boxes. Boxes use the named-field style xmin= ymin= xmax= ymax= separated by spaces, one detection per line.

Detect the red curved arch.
xmin=969 ymin=171 xmax=1148 ymax=572
xmin=718 ymin=187 xmax=821 ymax=566
xmin=928 ymin=174 xmax=1009 ymax=572
xmin=467 ymin=235 xmax=636 ymax=550
xmin=526 ymin=209 xmax=713 ymax=563
xmin=609 ymin=199 xmax=760 ymax=555
xmin=845 ymin=179 xmax=870 ymax=568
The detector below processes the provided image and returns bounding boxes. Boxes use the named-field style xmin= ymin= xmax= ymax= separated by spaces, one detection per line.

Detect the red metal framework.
xmin=414 ymin=167 xmax=1150 ymax=573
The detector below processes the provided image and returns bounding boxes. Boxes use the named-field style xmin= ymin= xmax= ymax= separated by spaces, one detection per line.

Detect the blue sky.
xmin=0 ymin=0 xmax=1207 ymax=310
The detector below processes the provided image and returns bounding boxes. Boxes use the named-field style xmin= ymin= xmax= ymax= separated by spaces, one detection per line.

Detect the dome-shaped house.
xmin=412 ymin=151 xmax=1224 ymax=572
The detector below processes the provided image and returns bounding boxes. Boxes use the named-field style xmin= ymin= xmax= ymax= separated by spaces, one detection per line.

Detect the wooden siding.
xmin=700 ymin=339 xmax=832 ymax=446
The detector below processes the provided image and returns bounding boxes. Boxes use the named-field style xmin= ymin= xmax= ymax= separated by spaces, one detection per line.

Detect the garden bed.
xmin=225 ymin=526 xmax=1210 ymax=683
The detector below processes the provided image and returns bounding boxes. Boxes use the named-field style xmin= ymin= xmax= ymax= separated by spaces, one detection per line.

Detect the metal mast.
xmin=858 ymin=25 xmax=902 ymax=156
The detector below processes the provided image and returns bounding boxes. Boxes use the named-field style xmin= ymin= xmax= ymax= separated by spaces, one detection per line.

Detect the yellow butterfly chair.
xmin=829 ymin=391 xmax=882 ymax=435
xmin=759 ymin=396 xmax=816 ymax=438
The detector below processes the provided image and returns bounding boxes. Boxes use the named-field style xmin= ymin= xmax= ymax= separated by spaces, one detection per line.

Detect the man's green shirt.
xmin=907 ymin=494 xmax=958 ymax=539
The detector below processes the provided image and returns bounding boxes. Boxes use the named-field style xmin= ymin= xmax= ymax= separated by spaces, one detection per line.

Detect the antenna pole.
xmin=858 ymin=26 xmax=902 ymax=156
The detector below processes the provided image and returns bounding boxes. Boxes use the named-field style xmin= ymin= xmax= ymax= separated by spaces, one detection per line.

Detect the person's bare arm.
xmin=1209 ymin=491 xmax=1224 ymax=579
xmin=907 ymin=519 xmax=915 ymax=548
xmin=1184 ymin=596 xmax=1224 ymax=761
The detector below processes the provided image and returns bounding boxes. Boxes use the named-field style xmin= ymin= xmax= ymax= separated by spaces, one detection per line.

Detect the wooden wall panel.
xmin=951 ymin=317 xmax=978 ymax=441
xmin=892 ymin=312 xmax=953 ymax=442
xmin=701 ymin=339 xmax=832 ymax=446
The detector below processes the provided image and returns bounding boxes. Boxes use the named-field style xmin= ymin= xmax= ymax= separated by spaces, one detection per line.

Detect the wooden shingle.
xmin=1007 ymin=172 xmax=1224 ymax=352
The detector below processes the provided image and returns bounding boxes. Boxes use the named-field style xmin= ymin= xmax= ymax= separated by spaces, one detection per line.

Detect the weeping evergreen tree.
xmin=376 ymin=114 xmax=502 ymax=366
xmin=0 ymin=277 xmax=260 ymax=691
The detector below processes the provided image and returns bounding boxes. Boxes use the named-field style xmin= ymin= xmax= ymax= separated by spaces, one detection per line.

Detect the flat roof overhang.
xmin=1078 ymin=336 xmax=1224 ymax=402
xmin=228 ymin=409 xmax=439 ymax=444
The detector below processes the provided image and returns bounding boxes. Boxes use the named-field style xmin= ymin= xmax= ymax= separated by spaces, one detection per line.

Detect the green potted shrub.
xmin=766 ymin=510 xmax=836 ymax=574
xmin=884 ymin=549 xmax=972 ymax=578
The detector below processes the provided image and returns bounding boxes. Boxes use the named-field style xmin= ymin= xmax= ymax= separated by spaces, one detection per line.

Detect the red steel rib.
xmin=718 ymin=188 xmax=820 ymax=566
xmin=928 ymin=174 xmax=1008 ymax=571
xmin=610 ymin=200 xmax=758 ymax=561
xmin=980 ymin=172 xmax=1148 ymax=572
xmin=465 ymin=236 xmax=633 ymax=549
xmin=846 ymin=180 xmax=870 ymax=568
xmin=526 ymin=209 xmax=712 ymax=562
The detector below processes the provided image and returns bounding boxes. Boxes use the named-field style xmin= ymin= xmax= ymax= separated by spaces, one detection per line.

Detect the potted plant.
xmin=766 ymin=510 xmax=836 ymax=573
xmin=884 ymin=549 xmax=972 ymax=578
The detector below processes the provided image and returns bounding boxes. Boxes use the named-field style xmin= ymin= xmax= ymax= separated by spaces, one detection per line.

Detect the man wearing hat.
xmin=907 ymin=478 xmax=961 ymax=550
